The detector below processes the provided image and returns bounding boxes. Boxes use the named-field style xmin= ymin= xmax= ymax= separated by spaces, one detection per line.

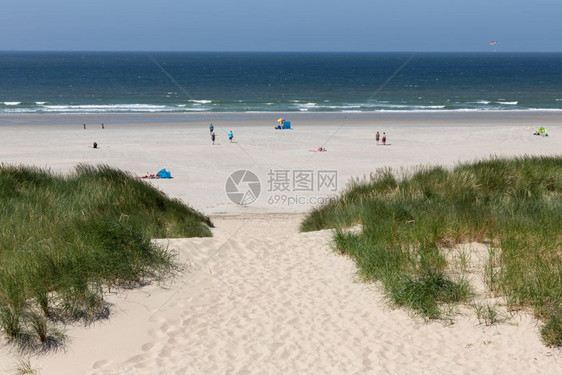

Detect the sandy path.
xmin=8 ymin=215 xmax=556 ymax=375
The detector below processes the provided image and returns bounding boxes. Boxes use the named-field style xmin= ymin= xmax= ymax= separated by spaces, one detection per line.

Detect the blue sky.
xmin=1 ymin=0 xmax=561 ymax=51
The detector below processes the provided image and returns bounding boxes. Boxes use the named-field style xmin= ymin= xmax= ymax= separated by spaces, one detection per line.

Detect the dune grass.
xmin=301 ymin=156 xmax=562 ymax=347
xmin=0 ymin=164 xmax=212 ymax=353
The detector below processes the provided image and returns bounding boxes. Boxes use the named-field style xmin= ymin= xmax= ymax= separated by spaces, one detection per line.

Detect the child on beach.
xmin=382 ymin=133 xmax=386 ymax=145
xmin=228 ymin=130 xmax=233 ymax=143
xmin=211 ymin=132 xmax=216 ymax=145
xmin=210 ymin=124 xmax=214 ymax=133
xmin=376 ymin=131 xmax=380 ymax=144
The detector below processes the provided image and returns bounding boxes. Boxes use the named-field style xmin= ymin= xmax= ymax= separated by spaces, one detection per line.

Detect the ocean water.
xmin=1 ymin=52 xmax=562 ymax=114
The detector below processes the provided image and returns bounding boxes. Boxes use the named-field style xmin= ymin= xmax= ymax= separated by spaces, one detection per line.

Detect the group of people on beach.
xmin=88 ymin=121 xmax=386 ymax=151
xmin=375 ymin=131 xmax=387 ymax=145
xmin=210 ymin=123 xmax=387 ymax=149
xmin=209 ymin=124 xmax=234 ymax=145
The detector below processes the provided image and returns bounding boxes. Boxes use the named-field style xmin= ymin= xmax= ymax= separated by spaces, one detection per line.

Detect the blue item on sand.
xmin=157 ymin=169 xmax=172 ymax=179
xmin=283 ymin=121 xmax=291 ymax=129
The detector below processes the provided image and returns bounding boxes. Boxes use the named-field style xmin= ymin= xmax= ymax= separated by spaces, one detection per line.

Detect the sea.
xmin=1 ymin=52 xmax=562 ymax=114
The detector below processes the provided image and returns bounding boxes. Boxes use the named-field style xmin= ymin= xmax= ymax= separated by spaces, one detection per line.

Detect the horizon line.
xmin=2 ymin=50 xmax=562 ymax=54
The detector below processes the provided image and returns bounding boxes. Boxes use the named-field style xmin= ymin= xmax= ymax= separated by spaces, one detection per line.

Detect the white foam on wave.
xmin=3 ymin=102 xmax=21 ymax=106
xmin=2 ymin=108 xmax=38 ymax=113
xmin=35 ymin=102 xmax=48 ymax=105
xmin=0 ymin=102 xmax=216 ymax=114
xmin=291 ymin=102 xmax=450 ymax=111
xmin=418 ymin=105 xmax=446 ymax=109
xmin=323 ymin=105 xmax=362 ymax=110
xmin=182 ymin=107 xmax=209 ymax=112
xmin=189 ymin=99 xmax=212 ymax=104
xmin=370 ymin=103 xmax=410 ymax=109
xmin=497 ymin=101 xmax=518 ymax=105
xmin=372 ymin=108 xmax=561 ymax=114
xmin=375 ymin=108 xmax=492 ymax=113
xmin=42 ymin=104 xmax=173 ymax=113
xmin=476 ymin=100 xmax=490 ymax=104
xmin=367 ymin=103 xmax=446 ymax=110
xmin=294 ymin=102 xmax=449 ymax=112
xmin=526 ymin=108 xmax=562 ymax=112
xmin=296 ymin=102 xmax=318 ymax=111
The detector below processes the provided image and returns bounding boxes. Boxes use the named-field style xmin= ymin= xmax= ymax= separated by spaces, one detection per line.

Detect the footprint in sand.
xmin=92 ymin=360 xmax=109 ymax=369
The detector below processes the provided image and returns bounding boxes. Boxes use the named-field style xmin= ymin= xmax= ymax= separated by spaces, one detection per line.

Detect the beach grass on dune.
xmin=0 ymin=164 xmax=212 ymax=352
xmin=301 ymin=156 xmax=562 ymax=347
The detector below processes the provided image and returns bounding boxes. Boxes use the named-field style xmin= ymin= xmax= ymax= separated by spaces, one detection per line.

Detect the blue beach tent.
xmin=157 ymin=169 xmax=172 ymax=179
xmin=283 ymin=121 xmax=291 ymax=129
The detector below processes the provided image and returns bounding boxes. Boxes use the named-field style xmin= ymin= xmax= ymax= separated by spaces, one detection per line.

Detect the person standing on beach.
xmin=228 ymin=130 xmax=233 ymax=143
xmin=376 ymin=131 xmax=380 ymax=144
xmin=209 ymin=124 xmax=214 ymax=133
xmin=211 ymin=132 xmax=216 ymax=145
xmin=382 ymin=132 xmax=387 ymax=145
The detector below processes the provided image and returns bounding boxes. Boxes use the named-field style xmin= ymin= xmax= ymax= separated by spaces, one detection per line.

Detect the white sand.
xmin=1 ymin=112 xmax=561 ymax=215
xmin=0 ymin=112 xmax=560 ymax=373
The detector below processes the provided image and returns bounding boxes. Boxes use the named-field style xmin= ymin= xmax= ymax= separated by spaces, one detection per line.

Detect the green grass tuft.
xmin=302 ymin=156 xmax=562 ymax=347
xmin=12 ymin=358 xmax=38 ymax=375
xmin=0 ymin=164 xmax=212 ymax=352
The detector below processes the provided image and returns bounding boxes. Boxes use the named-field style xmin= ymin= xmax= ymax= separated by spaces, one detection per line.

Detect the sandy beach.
xmin=2 ymin=111 xmax=562 ymax=216
xmin=0 ymin=112 xmax=561 ymax=374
